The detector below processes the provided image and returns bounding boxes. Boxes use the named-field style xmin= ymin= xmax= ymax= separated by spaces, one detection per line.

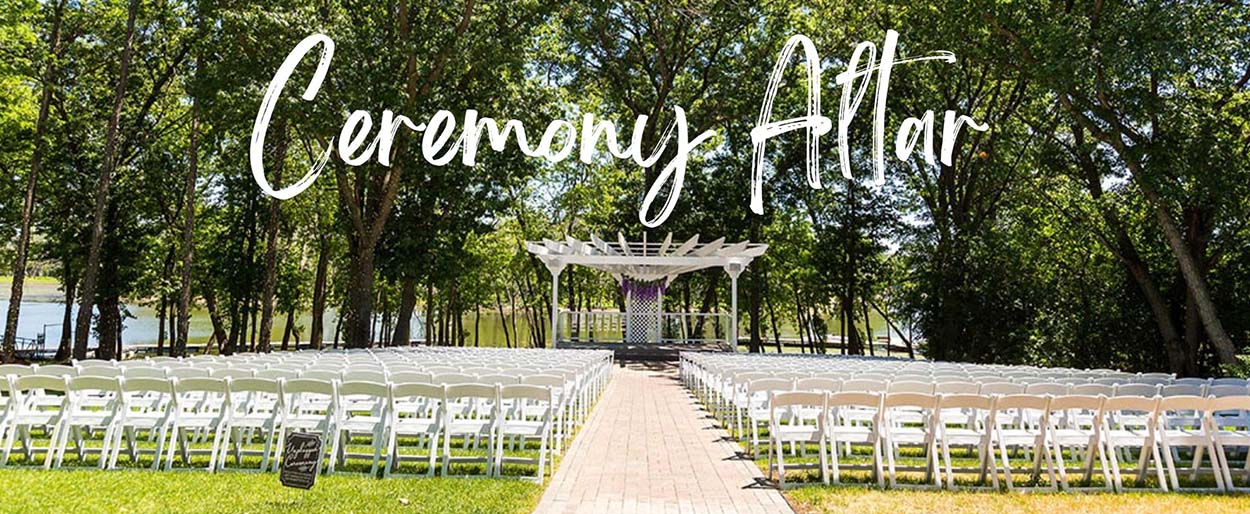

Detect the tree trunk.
xmin=1072 ymin=126 xmax=1189 ymax=373
xmin=3 ymin=0 xmax=67 ymax=362
xmin=281 ymin=307 xmax=295 ymax=351
xmin=73 ymin=0 xmax=140 ymax=360
xmin=343 ymin=237 xmax=377 ymax=348
xmin=174 ymin=52 xmax=202 ymax=359
xmin=256 ymin=121 xmax=288 ymax=353
xmin=392 ymin=279 xmax=416 ymax=346
xmin=495 ymin=290 xmax=511 ymax=348
xmin=763 ymin=269 xmax=783 ymax=353
xmin=55 ymin=270 xmax=77 ymax=361
xmin=156 ymin=296 xmax=166 ymax=356
xmin=309 ymin=235 xmax=330 ymax=349
xmin=96 ymin=295 xmax=121 ymax=361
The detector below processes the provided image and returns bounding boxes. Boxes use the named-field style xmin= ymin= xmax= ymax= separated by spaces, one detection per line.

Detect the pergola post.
xmin=545 ymin=259 xmax=566 ymax=349
xmin=724 ymin=262 xmax=744 ymax=351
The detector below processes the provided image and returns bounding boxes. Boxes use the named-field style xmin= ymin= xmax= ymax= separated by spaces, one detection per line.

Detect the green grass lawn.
xmin=786 ymin=487 xmax=1250 ymax=514
xmin=0 ymin=468 xmax=542 ymax=514
xmin=0 ymin=427 xmax=550 ymax=513
xmin=709 ymin=400 xmax=1250 ymax=514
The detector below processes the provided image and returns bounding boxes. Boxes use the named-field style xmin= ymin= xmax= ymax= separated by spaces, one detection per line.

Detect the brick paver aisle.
xmin=535 ymin=362 xmax=794 ymax=514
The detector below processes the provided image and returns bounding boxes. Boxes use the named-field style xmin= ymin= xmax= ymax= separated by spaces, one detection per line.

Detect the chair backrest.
xmin=212 ymin=369 xmax=255 ymax=380
xmin=937 ymin=393 xmax=993 ymax=411
xmin=392 ymin=382 xmax=444 ymax=398
xmin=432 ymin=373 xmax=476 ymax=385
xmin=1156 ymin=395 xmax=1208 ymax=416
xmin=1208 ymin=385 xmax=1250 ymax=397
xmin=299 ymin=370 xmax=341 ymax=382
xmin=1113 ymin=383 xmax=1159 ymax=397
xmin=166 ymin=368 xmax=210 ymax=379
xmin=175 ymin=377 xmax=229 ymax=394
xmin=934 ymin=381 xmax=980 ymax=394
xmin=121 ymin=377 xmax=174 ymax=395
xmin=746 ymin=378 xmax=792 ymax=395
xmin=1092 ymin=377 xmax=1125 ymax=386
xmin=123 ymin=367 xmax=166 ymax=379
xmin=68 ymin=375 xmax=121 ymax=394
xmin=840 ymin=379 xmax=886 ymax=393
xmin=1160 ymin=384 xmax=1205 ymax=397
xmin=256 ymin=369 xmax=299 ymax=381
xmin=79 ymin=366 xmax=121 ymax=378
xmin=500 ymin=384 xmax=551 ymax=403
xmin=283 ymin=377 xmax=337 ymax=397
xmin=888 ymin=380 xmax=934 ymax=394
xmin=1211 ymin=378 xmax=1249 ymax=387
xmin=521 ymin=374 xmax=565 ymax=389
xmin=444 ymin=383 xmax=499 ymax=405
xmin=1207 ymin=395 xmax=1250 ymax=413
xmin=344 ymin=370 xmax=387 ymax=383
xmin=1047 ymin=394 xmax=1103 ymax=412
xmin=1070 ymin=383 xmax=1114 ymax=396
xmin=15 ymin=374 xmax=69 ymax=393
xmin=423 ymin=366 xmax=459 ymax=374
xmin=230 ymin=377 xmax=282 ymax=395
xmin=794 ymin=377 xmax=840 ymax=392
xmin=34 ymin=364 xmax=78 ymax=378
xmin=827 ymin=391 xmax=881 ymax=409
xmin=769 ymin=391 xmax=826 ymax=416
xmin=1025 ymin=382 xmax=1069 ymax=396
xmin=979 ymin=382 xmax=1025 ymax=396
xmin=475 ymin=374 xmax=519 ymax=385
xmin=1100 ymin=395 xmax=1159 ymax=417
xmin=883 ymin=391 xmax=938 ymax=410
xmin=339 ymin=380 xmax=388 ymax=399
xmin=991 ymin=392 xmax=1045 ymax=409
xmin=389 ymin=371 xmax=431 ymax=384
xmin=0 ymin=364 xmax=32 ymax=378
xmin=1172 ymin=378 xmax=1209 ymax=387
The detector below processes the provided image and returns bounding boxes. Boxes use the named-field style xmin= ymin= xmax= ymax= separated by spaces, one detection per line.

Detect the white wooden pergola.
xmin=525 ymin=233 xmax=767 ymax=349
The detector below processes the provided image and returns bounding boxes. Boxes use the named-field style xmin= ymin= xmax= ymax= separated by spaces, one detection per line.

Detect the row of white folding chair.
xmin=0 ymin=374 xmax=558 ymax=481
xmin=763 ymin=390 xmax=1250 ymax=492
xmin=729 ymin=376 xmax=1247 ymax=458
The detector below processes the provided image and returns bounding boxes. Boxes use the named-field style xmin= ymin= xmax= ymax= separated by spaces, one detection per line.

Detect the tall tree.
xmin=3 ymin=0 xmax=66 ymax=362
xmin=72 ymin=0 xmax=141 ymax=359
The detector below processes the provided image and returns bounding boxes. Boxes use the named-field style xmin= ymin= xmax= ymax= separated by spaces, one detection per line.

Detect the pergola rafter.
xmin=526 ymin=233 xmax=767 ymax=349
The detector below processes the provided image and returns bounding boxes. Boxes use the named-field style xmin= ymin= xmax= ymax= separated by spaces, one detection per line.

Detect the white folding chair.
xmin=273 ymin=378 xmax=338 ymax=474
xmin=1154 ymin=395 xmax=1222 ymax=492
xmin=167 ymin=377 xmax=230 ymax=471
xmin=935 ymin=394 xmax=997 ymax=490
xmin=989 ymin=394 xmax=1056 ymax=491
xmin=495 ymin=384 xmax=553 ymax=481
xmin=1100 ymin=395 xmax=1166 ymax=492
xmin=385 ymin=383 xmax=443 ymax=478
xmin=881 ymin=392 xmax=939 ymax=489
xmin=1046 ymin=394 xmax=1111 ymax=491
xmin=442 ymin=383 xmax=499 ymax=477
xmin=1207 ymin=395 xmax=1250 ymax=491
xmin=826 ymin=391 xmax=884 ymax=486
xmin=766 ymin=391 xmax=828 ymax=488
xmin=741 ymin=378 xmax=792 ymax=456
xmin=108 ymin=377 xmax=176 ymax=469
xmin=220 ymin=378 xmax=284 ymax=472
xmin=1 ymin=375 xmax=69 ymax=468
xmin=52 ymin=376 xmax=123 ymax=469
xmin=334 ymin=380 xmax=390 ymax=475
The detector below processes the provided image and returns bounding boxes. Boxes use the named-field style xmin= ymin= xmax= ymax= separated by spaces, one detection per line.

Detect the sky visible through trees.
xmin=0 ymin=0 xmax=1247 ymax=376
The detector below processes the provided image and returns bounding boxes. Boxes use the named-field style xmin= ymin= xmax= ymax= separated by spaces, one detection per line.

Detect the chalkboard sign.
xmin=279 ymin=432 xmax=324 ymax=489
